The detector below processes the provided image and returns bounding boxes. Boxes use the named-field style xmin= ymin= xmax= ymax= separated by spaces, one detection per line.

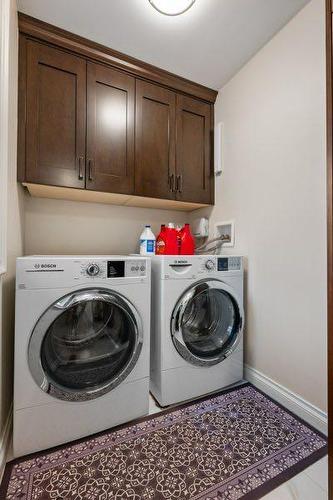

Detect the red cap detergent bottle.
xmin=179 ymin=224 xmax=195 ymax=255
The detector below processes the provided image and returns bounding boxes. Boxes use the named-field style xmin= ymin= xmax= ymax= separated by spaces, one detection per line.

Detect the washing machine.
xmin=14 ymin=255 xmax=150 ymax=458
xmin=150 ymin=255 xmax=244 ymax=406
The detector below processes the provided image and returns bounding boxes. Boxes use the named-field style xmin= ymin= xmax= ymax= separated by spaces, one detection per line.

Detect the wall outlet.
xmin=215 ymin=220 xmax=235 ymax=248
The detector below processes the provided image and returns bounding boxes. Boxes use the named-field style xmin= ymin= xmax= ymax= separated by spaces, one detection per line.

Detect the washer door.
xmin=28 ymin=288 xmax=143 ymax=401
xmin=171 ymin=279 xmax=243 ymax=367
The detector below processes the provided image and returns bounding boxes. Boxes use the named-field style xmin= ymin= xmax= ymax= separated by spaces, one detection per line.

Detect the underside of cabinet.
xmin=23 ymin=183 xmax=210 ymax=212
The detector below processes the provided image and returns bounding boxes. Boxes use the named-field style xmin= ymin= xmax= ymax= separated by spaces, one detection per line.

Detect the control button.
xmin=140 ymin=266 xmax=145 ymax=272
xmin=131 ymin=266 xmax=135 ymax=271
xmin=135 ymin=266 xmax=139 ymax=271
xmin=205 ymin=259 xmax=215 ymax=271
xmin=86 ymin=263 xmax=100 ymax=276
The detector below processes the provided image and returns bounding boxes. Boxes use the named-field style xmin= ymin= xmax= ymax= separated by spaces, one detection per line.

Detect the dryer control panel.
xmin=218 ymin=257 xmax=242 ymax=272
xmin=152 ymin=255 xmax=243 ymax=280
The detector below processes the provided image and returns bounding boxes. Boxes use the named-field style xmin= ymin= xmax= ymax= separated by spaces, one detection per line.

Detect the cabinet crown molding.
xmin=18 ymin=12 xmax=218 ymax=104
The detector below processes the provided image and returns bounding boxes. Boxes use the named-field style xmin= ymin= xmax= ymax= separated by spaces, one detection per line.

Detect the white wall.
xmin=24 ymin=197 xmax=187 ymax=256
xmin=191 ymin=0 xmax=327 ymax=411
xmin=0 ymin=0 xmax=25 ymax=456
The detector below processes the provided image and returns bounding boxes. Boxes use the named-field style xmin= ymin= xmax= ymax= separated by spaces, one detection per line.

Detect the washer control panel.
xmin=80 ymin=259 xmax=147 ymax=279
xmin=17 ymin=257 xmax=149 ymax=290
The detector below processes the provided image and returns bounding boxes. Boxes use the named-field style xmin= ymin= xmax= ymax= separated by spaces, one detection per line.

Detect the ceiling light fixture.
xmin=149 ymin=0 xmax=196 ymax=16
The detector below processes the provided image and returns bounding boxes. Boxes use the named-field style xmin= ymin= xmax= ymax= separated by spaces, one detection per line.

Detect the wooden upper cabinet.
xmin=175 ymin=95 xmax=213 ymax=204
xmin=25 ymin=40 xmax=86 ymax=188
xmin=135 ymin=81 xmax=176 ymax=200
xmin=18 ymin=15 xmax=217 ymax=209
xmin=86 ymin=63 xmax=135 ymax=194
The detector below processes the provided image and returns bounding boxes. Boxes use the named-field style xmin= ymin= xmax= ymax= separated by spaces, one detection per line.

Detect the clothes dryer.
xmin=150 ymin=255 xmax=244 ymax=406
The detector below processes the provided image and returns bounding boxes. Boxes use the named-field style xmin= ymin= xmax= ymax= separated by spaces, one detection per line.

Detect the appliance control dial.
xmin=205 ymin=259 xmax=215 ymax=271
xmin=86 ymin=263 xmax=100 ymax=276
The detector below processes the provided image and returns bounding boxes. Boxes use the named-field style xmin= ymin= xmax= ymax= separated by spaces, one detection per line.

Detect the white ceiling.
xmin=17 ymin=0 xmax=311 ymax=90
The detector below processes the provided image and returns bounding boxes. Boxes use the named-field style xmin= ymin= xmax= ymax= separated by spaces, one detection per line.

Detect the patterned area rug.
xmin=1 ymin=384 xmax=327 ymax=499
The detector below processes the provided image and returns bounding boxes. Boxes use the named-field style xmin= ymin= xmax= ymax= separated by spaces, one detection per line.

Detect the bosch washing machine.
xmin=14 ymin=256 xmax=151 ymax=457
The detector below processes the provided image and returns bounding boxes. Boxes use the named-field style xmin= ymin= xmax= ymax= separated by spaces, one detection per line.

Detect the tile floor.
xmin=148 ymin=394 xmax=328 ymax=500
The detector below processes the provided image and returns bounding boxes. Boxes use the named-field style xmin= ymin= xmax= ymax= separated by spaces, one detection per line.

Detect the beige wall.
xmin=4 ymin=0 xmax=326 ymax=444
xmin=0 ymin=0 xmax=25 ymax=436
xmin=191 ymin=0 xmax=327 ymax=411
xmin=24 ymin=196 xmax=187 ymax=256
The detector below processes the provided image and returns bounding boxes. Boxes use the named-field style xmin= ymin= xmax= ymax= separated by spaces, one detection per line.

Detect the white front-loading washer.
xmin=150 ymin=255 xmax=244 ymax=406
xmin=14 ymin=255 xmax=151 ymax=458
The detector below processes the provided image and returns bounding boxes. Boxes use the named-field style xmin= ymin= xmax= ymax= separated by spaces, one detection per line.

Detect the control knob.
xmin=205 ymin=259 xmax=215 ymax=271
xmin=86 ymin=263 xmax=100 ymax=276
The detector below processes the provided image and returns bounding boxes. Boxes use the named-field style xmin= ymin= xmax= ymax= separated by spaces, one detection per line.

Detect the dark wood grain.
xmin=86 ymin=63 xmax=135 ymax=194
xmin=25 ymin=40 xmax=86 ymax=188
xmin=17 ymin=34 xmax=27 ymax=182
xmin=135 ymin=81 xmax=176 ymax=200
xmin=175 ymin=95 xmax=213 ymax=204
xmin=18 ymin=13 xmax=217 ymax=104
xmin=210 ymin=103 xmax=215 ymax=205
xmin=326 ymin=1 xmax=333 ymax=498
xmin=18 ymin=15 xmax=216 ymax=207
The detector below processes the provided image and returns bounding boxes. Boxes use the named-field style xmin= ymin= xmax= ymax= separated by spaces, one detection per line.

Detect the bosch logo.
xmin=34 ymin=263 xmax=57 ymax=269
xmin=175 ymin=260 xmax=188 ymax=264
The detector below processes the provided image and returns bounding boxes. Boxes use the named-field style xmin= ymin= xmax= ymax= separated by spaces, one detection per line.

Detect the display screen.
xmin=107 ymin=261 xmax=125 ymax=278
xmin=218 ymin=258 xmax=229 ymax=272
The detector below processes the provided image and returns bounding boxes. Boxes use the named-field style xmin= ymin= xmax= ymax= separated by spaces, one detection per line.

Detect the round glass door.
xmin=28 ymin=289 xmax=143 ymax=401
xmin=171 ymin=280 xmax=243 ymax=366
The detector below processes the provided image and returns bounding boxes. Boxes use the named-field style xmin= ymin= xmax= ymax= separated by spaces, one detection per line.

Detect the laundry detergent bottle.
xmin=164 ymin=223 xmax=178 ymax=255
xmin=180 ymin=223 xmax=195 ymax=255
xmin=139 ymin=225 xmax=156 ymax=256
xmin=156 ymin=224 xmax=167 ymax=255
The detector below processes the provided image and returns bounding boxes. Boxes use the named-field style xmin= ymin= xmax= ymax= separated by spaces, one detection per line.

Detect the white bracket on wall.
xmin=215 ymin=220 xmax=235 ymax=248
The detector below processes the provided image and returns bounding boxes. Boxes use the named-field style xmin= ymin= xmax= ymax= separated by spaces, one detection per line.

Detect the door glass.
xmin=180 ymin=284 xmax=241 ymax=359
xmin=41 ymin=296 xmax=136 ymax=391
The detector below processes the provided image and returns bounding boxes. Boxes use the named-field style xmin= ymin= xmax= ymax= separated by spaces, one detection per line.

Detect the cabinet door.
xmin=26 ymin=41 xmax=86 ymax=188
xmin=135 ymin=81 xmax=176 ymax=200
xmin=86 ymin=63 xmax=135 ymax=193
xmin=176 ymin=95 xmax=213 ymax=204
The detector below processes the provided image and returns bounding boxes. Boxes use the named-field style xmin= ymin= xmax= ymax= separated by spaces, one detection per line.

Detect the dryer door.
xmin=28 ymin=288 xmax=143 ymax=401
xmin=171 ymin=279 xmax=243 ymax=367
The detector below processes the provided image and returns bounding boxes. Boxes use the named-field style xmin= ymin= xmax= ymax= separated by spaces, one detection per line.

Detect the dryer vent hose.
xmin=195 ymin=235 xmax=231 ymax=255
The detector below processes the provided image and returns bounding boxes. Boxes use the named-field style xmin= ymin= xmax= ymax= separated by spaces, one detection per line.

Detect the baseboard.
xmin=0 ymin=405 xmax=12 ymax=483
xmin=244 ymin=365 xmax=327 ymax=435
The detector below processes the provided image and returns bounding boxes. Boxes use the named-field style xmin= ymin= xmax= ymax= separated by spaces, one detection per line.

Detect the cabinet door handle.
xmin=78 ymin=156 xmax=84 ymax=180
xmin=176 ymin=174 xmax=183 ymax=193
xmin=169 ymin=174 xmax=175 ymax=192
xmin=88 ymin=159 xmax=94 ymax=181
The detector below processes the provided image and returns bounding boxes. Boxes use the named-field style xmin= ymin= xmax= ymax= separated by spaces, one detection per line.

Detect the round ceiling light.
xmin=149 ymin=0 xmax=196 ymax=16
